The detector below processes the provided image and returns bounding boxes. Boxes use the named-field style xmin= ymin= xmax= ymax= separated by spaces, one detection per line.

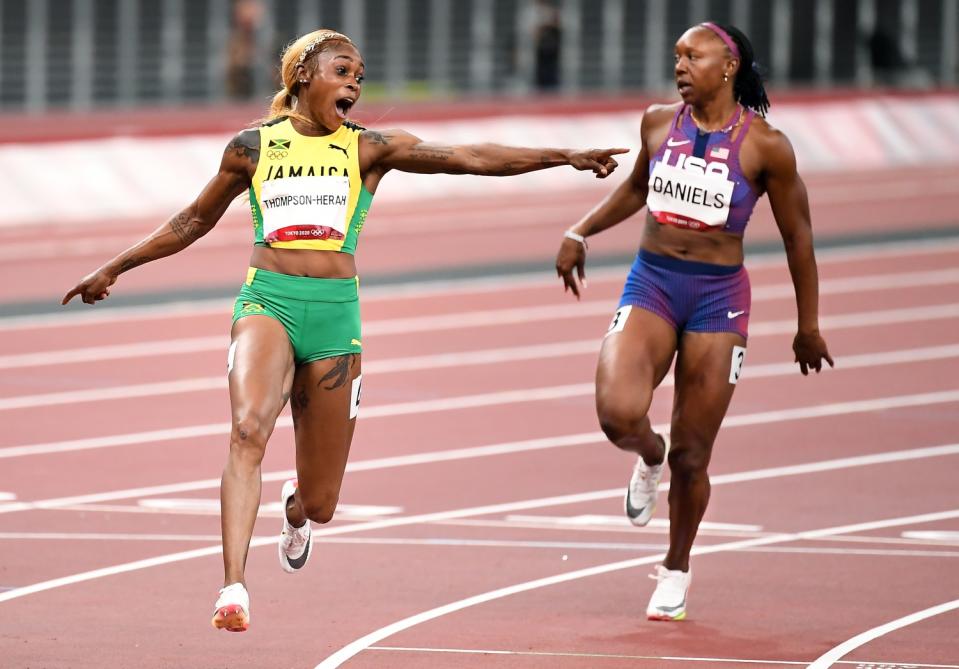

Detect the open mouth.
xmin=335 ymin=98 xmax=354 ymax=119
xmin=676 ymin=80 xmax=692 ymax=94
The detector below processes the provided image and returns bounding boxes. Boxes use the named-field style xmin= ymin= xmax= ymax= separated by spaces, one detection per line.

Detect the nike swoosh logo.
xmin=667 ymin=138 xmax=691 ymax=147
xmin=625 ymin=489 xmax=646 ymax=519
xmin=285 ymin=533 xmax=311 ymax=570
xmin=727 ymin=310 xmax=745 ymax=319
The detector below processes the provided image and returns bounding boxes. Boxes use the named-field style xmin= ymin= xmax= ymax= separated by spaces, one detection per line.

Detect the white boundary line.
xmin=0 ymin=390 xmax=959 ymax=514
xmin=6 ymin=533 xmax=959 ymax=562
xmin=365 ymin=647 xmax=959 ymax=668
xmin=4 ymin=240 xmax=959 ymax=333
xmin=3 ymin=341 xmax=959 ymax=458
xmin=313 ymin=509 xmax=959 ymax=668
xmin=1 ymin=441 xmax=957 ymax=605
xmin=4 ymin=337 xmax=959 ymax=411
xmin=807 ymin=599 xmax=959 ymax=668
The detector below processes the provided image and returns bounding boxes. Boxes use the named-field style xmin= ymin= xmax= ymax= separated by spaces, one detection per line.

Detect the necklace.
xmin=690 ymin=106 xmax=742 ymax=134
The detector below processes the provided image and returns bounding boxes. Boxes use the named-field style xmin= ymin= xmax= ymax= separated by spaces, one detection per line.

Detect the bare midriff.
xmin=250 ymin=246 xmax=358 ymax=278
xmin=641 ymin=215 xmax=745 ymax=266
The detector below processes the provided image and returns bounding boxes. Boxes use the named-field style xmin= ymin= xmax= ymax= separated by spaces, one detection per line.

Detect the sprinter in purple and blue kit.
xmin=555 ymin=22 xmax=833 ymax=621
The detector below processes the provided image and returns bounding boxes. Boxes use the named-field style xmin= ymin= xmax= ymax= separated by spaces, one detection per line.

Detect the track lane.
xmin=2 ymin=225 xmax=958 ymax=667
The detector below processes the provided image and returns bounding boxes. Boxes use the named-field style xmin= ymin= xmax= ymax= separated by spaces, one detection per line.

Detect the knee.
xmin=229 ymin=414 xmax=271 ymax=462
xmin=667 ymin=433 xmax=712 ymax=480
xmin=300 ymin=491 xmax=338 ymax=525
xmin=597 ymin=400 xmax=648 ymax=446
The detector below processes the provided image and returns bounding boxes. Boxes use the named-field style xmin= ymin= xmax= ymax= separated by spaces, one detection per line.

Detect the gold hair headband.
xmin=297 ymin=32 xmax=350 ymax=65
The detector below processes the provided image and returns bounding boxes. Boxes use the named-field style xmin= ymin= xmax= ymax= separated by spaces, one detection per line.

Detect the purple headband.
xmin=700 ymin=22 xmax=740 ymax=60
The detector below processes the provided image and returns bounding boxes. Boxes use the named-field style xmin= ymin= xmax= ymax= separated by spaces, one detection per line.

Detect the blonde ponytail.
xmin=259 ymin=29 xmax=354 ymax=128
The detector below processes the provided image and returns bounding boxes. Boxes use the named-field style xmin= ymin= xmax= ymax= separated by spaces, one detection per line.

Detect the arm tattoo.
xmin=118 ymin=257 xmax=150 ymax=273
xmin=225 ymin=130 xmax=260 ymax=165
xmin=169 ymin=211 xmax=204 ymax=245
xmin=318 ymin=354 xmax=357 ymax=390
xmin=408 ymin=147 xmax=454 ymax=162
xmin=361 ymin=130 xmax=391 ymax=145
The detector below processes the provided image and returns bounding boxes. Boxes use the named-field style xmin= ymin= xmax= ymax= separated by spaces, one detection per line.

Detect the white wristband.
xmin=564 ymin=229 xmax=588 ymax=250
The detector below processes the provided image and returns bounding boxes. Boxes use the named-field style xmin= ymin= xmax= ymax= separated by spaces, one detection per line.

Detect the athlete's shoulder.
xmin=644 ymin=101 xmax=683 ymax=116
xmin=747 ymin=114 xmax=793 ymax=156
xmin=743 ymin=113 xmax=796 ymax=175
xmin=640 ymin=102 xmax=681 ymax=133
xmin=224 ymin=127 xmax=261 ymax=164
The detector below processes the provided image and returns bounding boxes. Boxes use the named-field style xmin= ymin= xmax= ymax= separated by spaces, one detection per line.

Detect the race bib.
xmin=729 ymin=345 xmax=746 ymax=384
xmin=260 ymin=176 xmax=350 ymax=243
xmin=606 ymin=305 xmax=632 ymax=336
xmin=647 ymin=162 xmax=735 ymax=230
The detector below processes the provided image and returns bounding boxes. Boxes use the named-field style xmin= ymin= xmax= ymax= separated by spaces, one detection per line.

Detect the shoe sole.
xmin=211 ymin=604 xmax=249 ymax=632
xmin=647 ymin=610 xmax=686 ymax=621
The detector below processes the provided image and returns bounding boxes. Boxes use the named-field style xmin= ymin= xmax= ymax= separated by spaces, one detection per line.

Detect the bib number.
xmin=647 ymin=161 xmax=735 ymax=230
xmin=260 ymin=176 xmax=350 ymax=243
xmin=729 ymin=345 xmax=746 ymax=384
xmin=606 ymin=305 xmax=632 ymax=336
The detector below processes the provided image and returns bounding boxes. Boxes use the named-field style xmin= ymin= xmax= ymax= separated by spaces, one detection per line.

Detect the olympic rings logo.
xmin=266 ymin=149 xmax=288 ymax=160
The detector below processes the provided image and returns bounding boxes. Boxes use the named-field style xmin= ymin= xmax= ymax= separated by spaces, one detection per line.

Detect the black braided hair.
xmin=714 ymin=23 xmax=770 ymax=117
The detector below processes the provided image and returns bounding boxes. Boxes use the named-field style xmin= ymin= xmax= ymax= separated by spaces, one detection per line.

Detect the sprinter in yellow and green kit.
xmin=62 ymin=28 xmax=628 ymax=633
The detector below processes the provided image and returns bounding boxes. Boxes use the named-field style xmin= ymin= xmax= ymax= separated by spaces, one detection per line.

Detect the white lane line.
xmin=0 ymin=532 xmax=226 ymax=542
xmin=0 ymin=336 xmax=957 ymax=459
xmin=366 ymin=647 xmax=959 ymax=668
xmin=503 ymin=514 xmax=764 ymax=532
xmin=807 ymin=599 xmax=959 ymax=668
xmin=136 ymin=498 xmax=402 ymax=518
xmin=902 ymin=531 xmax=959 ymax=541
xmin=0 ymin=492 xmax=15 ymax=501
xmin=313 ymin=509 xmax=959 ymax=668
xmin=0 ymin=432 xmax=606 ymax=514
xmin=0 ymin=336 xmax=225 ymax=371
xmin=1 ymin=441 xmax=958 ymax=605
xmin=0 ymin=391 xmax=957 ymax=518
xmin=5 ymin=335 xmax=959 ymax=411
xmin=6 ymin=265 xmax=959 ymax=368
xmin=0 ymin=377 xmax=227 ymax=410
xmin=5 ymin=532 xmax=959 ymax=562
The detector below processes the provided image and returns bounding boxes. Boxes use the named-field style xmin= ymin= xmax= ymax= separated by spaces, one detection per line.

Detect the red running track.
xmin=1 ymin=200 xmax=959 ymax=668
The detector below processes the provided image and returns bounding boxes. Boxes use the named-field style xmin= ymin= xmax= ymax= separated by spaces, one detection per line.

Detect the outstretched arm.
xmin=764 ymin=129 xmax=834 ymax=375
xmin=360 ymin=128 xmax=628 ymax=179
xmin=62 ymin=130 xmax=258 ymax=305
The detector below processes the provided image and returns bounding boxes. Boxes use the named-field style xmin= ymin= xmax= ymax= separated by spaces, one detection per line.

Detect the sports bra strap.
xmin=731 ymin=108 xmax=755 ymax=148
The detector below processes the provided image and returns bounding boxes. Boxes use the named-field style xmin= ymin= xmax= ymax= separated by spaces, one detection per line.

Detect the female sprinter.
xmin=62 ymin=29 xmax=627 ymax=632
xmin=555 ymin=23 xmax=833 ymax=621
